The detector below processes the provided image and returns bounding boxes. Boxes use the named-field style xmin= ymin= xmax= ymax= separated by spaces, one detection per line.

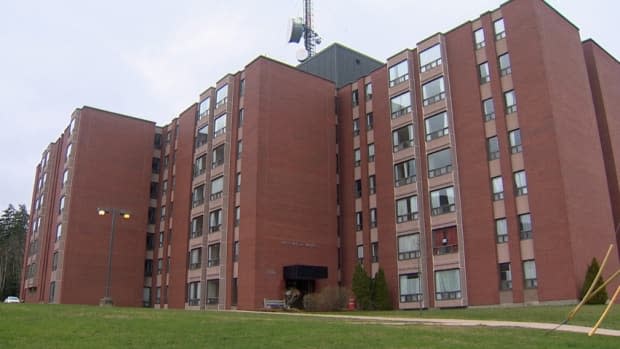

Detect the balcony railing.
xmin=393 ymin=140 xmax=413 ymax=152
xmin=500 ymin=67 xmax=512 ymax=76
xmin=431 ymin=204 xmax=455 ymax=216
xmin=500 ymin=280 xmax=512 ymax=290
xmin=389 ymin=74 xmax=409 ymax=87
xmin=207 ymin=258 xmax=220 ymax=267
xmin=426 ymin=127 xmax=449 ymax=141
xmin=433 ymin=244 xmax=458 ymax=255
xmin=193 ymin=166 xmax=206 ymax=177
xmin=510 ymin=145 xmax=522 ymax=154
xmin=396 ymin=212 xmax=418 ymax=223
xmin=506 ymin=104 xmax=517 ymax=114
xmin=435 ymin=290 xmax=461 ymax=300
xmin=515 ymin=187 xmax=528 ymax=196
xmin=391 ymin=105 xmax=412 ymax=119
xmin=496 ymin=31 xmax=506 ymax=41
xmin=428 ymin=165 xmax=452 ymax=178
xmin=480 ymin=75 xmax=491 ymax=84
xmin=400 ymin=293 xmax=422 ymax=303
xmin=207 ymin=297 xmax=218 ymax=305
xmin=211 ymin=158 xmax=224 ymax=169
xmin=420 ymin=58 xmax=442 ymax=73
xmin=215 ymin=97 xmax=227 ymax=109
xmin=398 ymin=250 xmax=421 ymax=260
xmin=520 ymin=230 xmax=533 ymax=240
xmin=209 ymin=224 xmax=221 ymax=233
xmin=355 ymin=224 xmax=363 ymax=231
xmin=190 ymin=230 xmax=203 ymax=239
xmin=484 ymin=112 xmax=496 ymax=122
xmin=423 ymin=92 xmax=446 ymax=106
xmin=395 ymin=175 xmax=415 ymax=187
xmin=192 ymin=199 xmax=204 ymax=208
xmin=210 ymin=191 xmax=223 ymax=201
xmin=189 ymin=262 xmax=201 ymax=270
xmin=524 ymin=278 xmax=538 ymax=289
xmin=188 ymin=299 xmax=200 ymax=306
xmin=496 ymin=234 xmax=508 ymax=244
xmin=214 ymin=127 xmax=226 ymax=137
xmin=475 ymin=41 xmax=486 ymax=50
xmin=493 ymin=192 xmax=504 ymax=201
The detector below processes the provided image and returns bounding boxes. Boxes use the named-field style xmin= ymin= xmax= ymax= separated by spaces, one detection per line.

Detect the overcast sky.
xmin=0 ymin=0 xmax=617 ymax=211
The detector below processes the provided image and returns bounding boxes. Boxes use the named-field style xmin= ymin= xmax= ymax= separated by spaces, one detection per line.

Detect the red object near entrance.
xmin=347 ymin=297 xmax=356 ymax=310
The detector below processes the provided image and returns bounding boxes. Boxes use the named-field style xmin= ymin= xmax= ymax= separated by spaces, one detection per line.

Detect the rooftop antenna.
xmin=287 ymin=0 xmax=322 ymax=62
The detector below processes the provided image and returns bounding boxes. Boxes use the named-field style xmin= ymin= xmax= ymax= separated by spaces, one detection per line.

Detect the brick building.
xmin=21 ymin=0 xmax=620 ymax=309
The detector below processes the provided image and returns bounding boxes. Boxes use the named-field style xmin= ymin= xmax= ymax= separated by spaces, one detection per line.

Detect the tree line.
xmin=0 ymin=204 xmax=28 ymax=299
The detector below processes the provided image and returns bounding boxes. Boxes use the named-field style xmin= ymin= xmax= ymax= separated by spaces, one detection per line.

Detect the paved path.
xmin=235 ymin=310 xmax=620 ymax=337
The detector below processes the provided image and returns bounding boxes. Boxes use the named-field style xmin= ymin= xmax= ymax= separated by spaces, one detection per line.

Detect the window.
xmin=394 ymin=159 xmax=416 ymax=186
xmin=154 ymin=133 xmax=162 ymax=149
xmin=368 ymin=143 xmax=375 ymax=162
xmin=159 ymin=231 xmax=164 ymax=247
xmin=155 ymin=287 xmax=161 ymax=304
xmin=160 ymin=206 xmax=166 ymax=221
xmin=392 ymin=124 xmax=414 ymax=152
xmin=356 ymin=245 xmax=364 ymax=263
xmin=192 ymin=185 xmax=205 ymax=207
xmin=390 ymin=92 xmax=412 ymax=118
xmin=398 ymin=234 xmax=420 ymax=260
xmin=66 ymin=143 xmax=73 ymax=159
xmin=196 ymin=124 xmax=209 ymax=148
xmin=216 ymin=84 xmax=228 ymax=108
xmin=209 ymin=209 xmax=223 ymax=232
xmin=211 ymin=145 xmax=225 ymax=168
xmin=509 ymin=129 xmax=522 ymax=154
xmin=494 ymin=18 xmax=506 ymax=40
xmin=482 ymin=98 xmax=495 ymax=121
xmin=234 ymin=206 xmax=240 ymax=226
xmin=191 ymin=216 xmax=203 ymax=238
xmin=239 ymin=79 xmax=245 ymax=96
xmin=146 ymin=233 xmax=155 ymax=250
xmin=433 ymin=226 xmax=458 ymax=255
xmin=499 ymin=53 xmax=511 ymax=76
xmin=366 ymin=113 xmax=374 ymax=131
xmin=49 ymin=281 xmax=56 ymax=303
xmin=353 ymin=119 xmax=360 ymax=136
xmin=400 ymin=274 xmax=421 ymax=302
xmin=352 ymin=90 xmax=359 ymax=107
xmin=207 ymin=279 xmax=219 ymax=304
xmin=210 ymin=177 xmax=224 ymax=200
xmin=62 ymin=169 xmax=69 ymax=187
xmin=150 ymin=182 xmax=159 ymax=199
xmin=519 ymin=213 xmax=532 ymax=240
xmin=194 ymin=155 xmax=206 ymax=177
xmin=505 ymin=90 xmax=517 ymax=114
xmin=487 ymin=136 xmax=500 ymax=160
xmin=388 ymin=60 xmax=409 ymax=87
xmin=371 ymin=242 xmax=379 ymax=262
xmin=354 ymin=180 xmax=362 ymax=198
xmin=208 ymin=243 xmax=220 ymax=267
xmin=499 ymin=263 xmax=512 ymax=290
xmin=496 ymin=218 xmax=508 ymax=243
xmin=199 ymin=97 xmax=210 ymax=119
xmin=491 ymin=176 xmax=504 ymax=201
xmin=428 ymin=148 xmax=452 ymax=178
xmin=369 ymin=208 xmax=378 ymax=228
xmin=189 ymin=248 xmax=201 ymax=269
xmin=430 ymin=187 xmax=455 ymax=216
xmin=396 ymin=195 xmax=418 ymax=223
xmin=425 ymin=111 xmax=449 ymax=141
xmin=144 ymin=259 xmax=153 ymax=276
xmin=369 ymin=175 xmax=376 ymax=195
xmin=52 ymin=252 xmax=59 ymax=271
xmin=419 ymin=44 xmax=442 ymax=72
xmin=59 ymin=196 xmax=66 ymax=213
xmin=148 ymin=207 xmax=156 ymax=224
xmin=238 ymin=108 xmax=244 ymax=128
xmin=157 ymin=258 xmax=163 ymax=274
xmin=474 ymin=28 xmax=485 ymax=49
xmin=214 ymin=114 xmax=227 ymax=137
xmin=353 ymin=148 xmax=361 ymax=167
xmin=365 ymin=83 xmax=373 ymax=100
xmin=523 ymin=260 xmax=537 ymax=288
xmin=55 ymin=223 xmax=62 ymax=241
xmin=514 ymin=171 xmax=528 ymax=196
xmin=435 ymin=269 xmax=461 ymax=300
xmin=479 ymin=62 xmax=490 ymax=84
xmin=188 ymin=282 xmax=200 ymax=306
xmin=355 ymin=212 xmax=363 ymax=231
xmin=69 ymin=118 xmax=76 ymax=134
xmin=162 ymin=155 xmax=169 ymax=169
xmin=233 ymin=241 xmax=240 ymax=262
xmin=422 ymin=77 xmax=445 ymax=106
xmin=235 ymin=172 xmax=241 ymax=192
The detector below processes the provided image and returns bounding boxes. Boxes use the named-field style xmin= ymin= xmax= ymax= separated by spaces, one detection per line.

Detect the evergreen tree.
xmin=0 ymin=204 xmax=29 ymax=299
xmin=351 ymin=263 xmax=372 ymax=310
xmin=372 ymin=268 xmax=393 ymax=310
xmin=580 ymin=257 xmax=608 ymax=305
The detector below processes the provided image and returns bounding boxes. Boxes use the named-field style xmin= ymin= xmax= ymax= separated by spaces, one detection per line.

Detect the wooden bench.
xmin=263 ymin=298 xmax=285 ymax=309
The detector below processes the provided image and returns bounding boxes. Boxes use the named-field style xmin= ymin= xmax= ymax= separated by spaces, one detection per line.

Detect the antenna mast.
xmin=287 ymin=0 xmax=321 ymax=62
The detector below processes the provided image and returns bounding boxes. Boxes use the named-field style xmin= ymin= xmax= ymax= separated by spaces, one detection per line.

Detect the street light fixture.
xmin=97 ymin=207 xmax=131 ymax=306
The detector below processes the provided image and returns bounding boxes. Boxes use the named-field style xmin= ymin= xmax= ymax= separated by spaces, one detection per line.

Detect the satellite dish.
xmin=288 ymin=17 xmax=304 ymax=43
xmin=296 ymin=48 xmax=309 ymax=62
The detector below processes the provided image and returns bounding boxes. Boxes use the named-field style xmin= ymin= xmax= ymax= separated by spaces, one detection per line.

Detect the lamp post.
xmin=97 ymin=208 xmax=131 ymax=306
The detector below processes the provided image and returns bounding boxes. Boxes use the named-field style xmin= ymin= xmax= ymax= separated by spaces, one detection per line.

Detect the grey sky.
xmin=0 ymin=0 xmax=617 ymax=211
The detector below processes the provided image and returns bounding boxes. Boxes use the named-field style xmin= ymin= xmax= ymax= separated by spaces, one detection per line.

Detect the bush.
xmin=303 ymin=286 xmax=351 ymax=312
xmin=352 ymin=264 xmax=372 ymax=310
xmin=580 ymin=257 xmax=608 ymax=304
xmin=372 ymin=269 xmax=393 ymax=310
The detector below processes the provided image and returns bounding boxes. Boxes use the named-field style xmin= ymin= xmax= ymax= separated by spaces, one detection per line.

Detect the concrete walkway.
xmin=235 ymin=310 xmax=620 ymax=337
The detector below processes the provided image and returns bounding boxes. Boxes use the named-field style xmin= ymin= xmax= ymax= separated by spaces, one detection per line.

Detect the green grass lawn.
xmin=0 ymin=304 xmax=618 ymax=348
xmin=353 ymin=304 xmax=620 ymax=330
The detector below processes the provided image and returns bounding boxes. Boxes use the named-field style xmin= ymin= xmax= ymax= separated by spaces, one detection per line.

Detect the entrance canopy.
xmin=283 ymin=265 xmax=328 ymax=280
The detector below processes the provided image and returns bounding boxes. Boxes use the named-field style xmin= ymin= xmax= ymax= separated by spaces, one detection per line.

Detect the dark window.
xmin=427 ymin=148 xmax=452 ymax=178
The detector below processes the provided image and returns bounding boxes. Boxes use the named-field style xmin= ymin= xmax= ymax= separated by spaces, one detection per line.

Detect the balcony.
xmin=435 ymin=291 xmax=461 ymax=300
xmin=188 ymin=299 xmax=200 ymax=306
xmin=524 ymin=278 xmax=538 ymax=289
xmin=215 ymin=97 xmax=227 ymax=109
xmin=396 ymin=212 xmax=418 ymax=223
xmin=214 ymin=127 xmax=226 ymax=137
xmin=207 ymin=297 xmax=219 ymax=305
xmin=431 ymin=204 xmax=455 ymax=216
xmin=398 ymin=250 xmax=420 ymax=260
xmin=520 ymin=230 xmax=533 ymax=240
xmin=209 ymin=224 xmax=221 ymax=233
xmin=500 ymin=280 xmax=512 ymax=290
xmin=389 ymin=74 xmax=408 ymax=87
xmin=496 ymin=234 xmax=508 ymax=244
xmin=211 ymin=159 xmax=224 ymax=169
xmin=493 ymin=192 xmax=504 ymax=201
xmin=433 ymin=244 xmax=458 ymax=255
xmin=207 ymin=258 xmax=220 ymax=267
xmin=192 ymin=199 xmax=204 ymax=208
xmin=189 ymin=262 xmax=201 ymax=270
xmin=190 ymin=230 xmax=202 ymax=239
xmin=420 ymin=58 xmax=441 ymax=73
xmin=423 ymin=92 xmax=445 ymax=107
xmin=395 ymin=176 xmax=415 ymax=187
xmin=428 ymin=165 xmax=452 ymax=178
xmin=391 ymin=106 xmax=412 ymax=119
xmin=210 ymin=191 xmax=223 ymax=201
xmin=400 ymin=293 xmax=422 ymax=302
xmin=506 ymin=105 xmax=517 ymax=114
xmin=426 ymin=128 xmax=449 ymax=142
xmin=515 ymin=187 xmax=528 ymax=196
xmin=393 ymin=140 xmax=413 ymax=152
xmin=484 ymin=112 xmax=496 ymax=122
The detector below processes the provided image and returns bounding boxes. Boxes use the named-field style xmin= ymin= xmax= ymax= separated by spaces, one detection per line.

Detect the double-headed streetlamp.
xmin=97 ymin=207 xmax=131 ymax=306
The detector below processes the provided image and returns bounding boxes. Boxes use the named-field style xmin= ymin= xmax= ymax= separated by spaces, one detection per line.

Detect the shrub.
xmin=580 ymin=257 xmax=608 ymax=304
xmin=372 ymin=269 xmax=393 ymax=310
xmin=303 ymin=286 xmax=351 ymax=312
xmin=352 ymin=264 xmax=372 ymax=310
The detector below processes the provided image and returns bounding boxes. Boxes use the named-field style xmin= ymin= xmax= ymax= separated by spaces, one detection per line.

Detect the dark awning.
xmin=283 ymin=265 xmax=328 ymax=280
